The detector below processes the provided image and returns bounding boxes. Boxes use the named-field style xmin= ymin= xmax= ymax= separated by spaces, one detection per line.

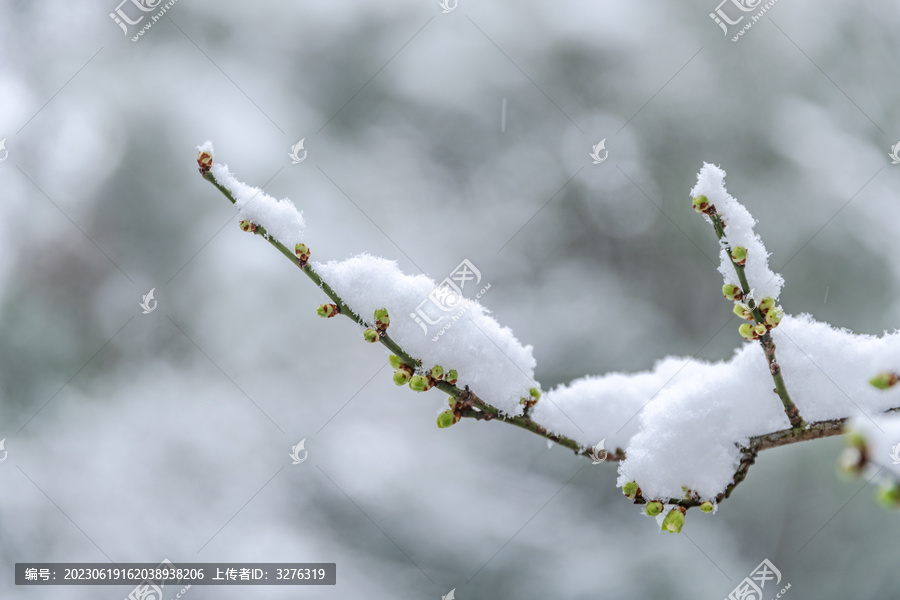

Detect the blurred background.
xmin=1 ymin=0 xmax=900 ymax=598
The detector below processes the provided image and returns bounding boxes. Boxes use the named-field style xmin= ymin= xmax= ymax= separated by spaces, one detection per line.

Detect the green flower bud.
xmin=409 ymin=375 xmax=432 ymax=392
xmin=757 ymin=297 xmax=775 ymax=315
xmin=692 ymin=195 xmax=710 ymax=214
xmin=645 ymin=501 xmax=663 ymax=517
xmin=436 ymin=410 xmax=457 ymax=429
xmin=722 ymin=284 xmax=743 ymax=301
xmin=294 ymin=243 xmax=310 ymax=258
xmin=316 ymin=303 xmax=339 ymax=318
xmin=765 ymin=307 xmax=783 ymax=328
xmin=622 ymin=481 xmax=640 ymax=500
xmin=529 ymin=387 xmax=541 ymax=401
xmin=430 ymin=365 xmax=444 ymax=380
xmin=700 ymin=501 xmax=714 ymax=513
xmin=389 ymin=355 xmax=404 ymax=370
xmin=870 ymin=372 xmax=899 ymax=390
xmin=875 ymin=480 xmax=900 ymax=510
xmin=730 ymin=246 xmax=747 ymax=265
xmin=739 ymin=323 xmax=756 ymax=341
xmin=363 ymin=328 xmax=380 ymax=343
xmin=661 ymin=507 xmax=686 ymax=533
xmin=446 ymin=370 xmax=459 ymax=385
xmin=239 ymin=220 xmax=256 ymax=233
xmin=374 ymin=308 xmax=390 ymax=330
xmin=392 ymin=370 xmax=411 ymax=386
xmin=754 ymin=323 xmax=767 ymax=337
xmin=733 ymin=303 xmax=753 ymax=320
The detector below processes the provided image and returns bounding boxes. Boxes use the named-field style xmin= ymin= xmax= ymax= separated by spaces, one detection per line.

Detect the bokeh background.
xmin=2 ymin=0 xmax=900 ymax=598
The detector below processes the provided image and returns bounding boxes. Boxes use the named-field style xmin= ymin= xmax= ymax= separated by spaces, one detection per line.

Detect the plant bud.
xmin=733 ymin=303 xmax=753 ymax=320
xmin=316 ymin=303 xmax=339 ymax=318
xmin=446 ymin=370 xmax=459 ymax=385
xmin=836 ymin=446 xmax=866 ymax=480
xmin=722 ymin=284 xmax=743 ymax=301
xmin=765 ymin=307 xmax=783 ymax=328
xmin=661 ymin=507 xmax=686 ymax=533
xmin=409 ymin=375 xmax=433 ymax=392
xmin=700 ymin=501 xmax=714 ymax=513
xmin=294 ymin=242 xmax=310 ymax=258
xmin=197 ymin=150 xmax=213 ymax=172
xmin=870 ymin=372 xmax=900 ymax=390
xmin=239 ymin=220 xmax=256 ymax=233
xmin=692 ymin=195 xmax=710 ymax=214
xmin=363 ymin=328 xmax=380 ymax=343
xmin=739 ymin=323 xmax=757 ymax=341
xmin=754 ymin=323 xmax=767 ymax=337
xmin=845 ymin=431 xmax=867 ymax=451
xmin=730 ymin=246 xmax=747 ymax=265
xmin=436 ymin=410 xmax=457 ymax=429
xmin=529 ymin=387 xmax=541 ymax=401
xmin=622 ymin=481 xmax=640 ymax=500
xmin=388 ymin=355 xmax=403 ymax=370
xmin=757 ymin=297 xmax=775 ymax=315
xmin=374 ymin=308 xmax=390 ymax=330
xmin=392 ymin=370 xmax=411 ymax=386
xmin=875 ymin=481 xmax=900 ymax=510
xmin=430 ymin=365 xmax=444 ymax=380
xmin=645 ymin=501 xmax=663 ymax=517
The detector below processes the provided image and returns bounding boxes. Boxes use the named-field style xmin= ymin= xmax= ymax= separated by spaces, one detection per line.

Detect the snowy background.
xmin=2 ymin=0 xmax=900 ymax=598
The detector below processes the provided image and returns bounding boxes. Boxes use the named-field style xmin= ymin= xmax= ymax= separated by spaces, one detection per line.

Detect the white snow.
xmin=198 ymin=141 xmax=307 ymax=250
xmin=691 ymin=163 xmax=784 ymax=302
xmin=316 ymin=254 xmax=537 ymax=414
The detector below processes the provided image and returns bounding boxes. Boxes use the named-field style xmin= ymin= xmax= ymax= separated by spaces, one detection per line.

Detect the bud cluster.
xmin=734 ymin=295 xmax=783 ymax=340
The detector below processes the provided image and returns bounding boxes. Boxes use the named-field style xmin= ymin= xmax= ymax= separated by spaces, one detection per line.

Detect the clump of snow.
xmin=691 ymin=163 xmax=784 ymax=301
xmin=535 ymin=313 xmax=900 ymax=501
xmin=531 ymin=358 xmax=690 ymax=452
xmin=198 ymin=142 xmax=306 ymax=250
xmin=316 ymin=254 xmax=537 ymax=414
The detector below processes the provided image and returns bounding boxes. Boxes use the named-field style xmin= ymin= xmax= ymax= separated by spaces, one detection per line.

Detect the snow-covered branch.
xmin=196 ymin=144 xmax=900 ymax=532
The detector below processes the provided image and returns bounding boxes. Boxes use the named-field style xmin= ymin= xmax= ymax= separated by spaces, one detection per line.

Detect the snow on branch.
xmin=197 ymin=145 xmax=900 ymax=531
